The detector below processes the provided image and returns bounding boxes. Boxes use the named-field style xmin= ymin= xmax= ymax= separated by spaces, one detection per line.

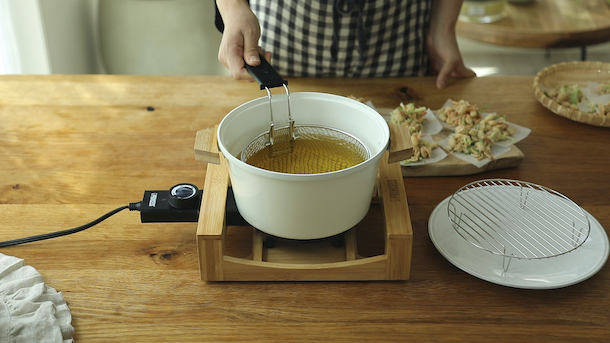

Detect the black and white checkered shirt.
xmin=250 ymin=0 xmax=432 ymax=77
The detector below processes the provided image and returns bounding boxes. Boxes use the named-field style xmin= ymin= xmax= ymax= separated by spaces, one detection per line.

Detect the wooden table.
xmin=0 ymin=75 xmax=609 ymax=342
xmin=457 ymin=0 xmax=610 ymax=59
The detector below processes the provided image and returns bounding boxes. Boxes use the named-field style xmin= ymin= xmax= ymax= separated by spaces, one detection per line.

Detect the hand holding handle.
xmin=244 ymin=54 xmax=287 ymax=90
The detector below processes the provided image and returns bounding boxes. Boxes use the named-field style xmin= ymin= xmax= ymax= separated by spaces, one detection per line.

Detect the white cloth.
xmin=0 ymin=253 xmax=74 ymax=343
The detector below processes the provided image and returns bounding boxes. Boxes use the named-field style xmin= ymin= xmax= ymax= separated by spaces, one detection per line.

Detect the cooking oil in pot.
xmin=245 ymin=129 xmax=369 ymax=174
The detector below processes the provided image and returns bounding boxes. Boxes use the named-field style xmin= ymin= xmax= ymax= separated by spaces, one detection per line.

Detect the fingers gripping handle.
xmin=245 ymin=54 xmax=287 ymax=90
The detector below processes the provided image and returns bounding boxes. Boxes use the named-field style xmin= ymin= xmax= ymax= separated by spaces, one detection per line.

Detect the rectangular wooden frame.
xmin=195 ymin=149 xmax=413 ymax=282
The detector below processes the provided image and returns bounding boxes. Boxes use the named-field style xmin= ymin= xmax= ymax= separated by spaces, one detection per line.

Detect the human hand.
xmin=426 ymin=0 xmax=476 ymax=89
xmin=426 ymin=32 xmax=476 ymax=89
xmin=216 ymin=0 xmax=272 ymax=80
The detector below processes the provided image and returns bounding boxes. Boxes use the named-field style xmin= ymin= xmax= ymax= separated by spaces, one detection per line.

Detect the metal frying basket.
xmin=241 ymin=124 xmax=370 ymax=164
xmin=242 ymin=55 xmax=370 ymax=170
xmin=244 ymin=55 xmax=295 ymax=157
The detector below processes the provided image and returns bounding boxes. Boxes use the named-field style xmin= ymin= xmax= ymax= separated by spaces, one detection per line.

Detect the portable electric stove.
xmin=194 ymin=127 xmax=413 ymax=281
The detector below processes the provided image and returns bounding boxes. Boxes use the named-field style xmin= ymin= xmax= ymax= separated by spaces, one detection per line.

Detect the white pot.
xmin=217 ymin=92 xmax=389 ymax=240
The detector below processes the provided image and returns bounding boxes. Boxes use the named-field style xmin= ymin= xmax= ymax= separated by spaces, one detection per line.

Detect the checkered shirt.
xmin=250 ymin=0 xmax=433 ymax=77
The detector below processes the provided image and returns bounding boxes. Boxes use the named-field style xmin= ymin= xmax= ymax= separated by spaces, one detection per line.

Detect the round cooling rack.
xmin=447 ymin=179 xmax=590 ymax=260
xmin=428 ymin=179 xmax=609 ymax=289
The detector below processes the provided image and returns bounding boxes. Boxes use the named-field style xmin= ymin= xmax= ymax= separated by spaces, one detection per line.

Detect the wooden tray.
xmin=534 ymin=61 xmax=610 ymax=127
xmin=377 ymin=109 xmax=525 ymax=177
xmin=401 ymin=145 xmax=524 ymax=177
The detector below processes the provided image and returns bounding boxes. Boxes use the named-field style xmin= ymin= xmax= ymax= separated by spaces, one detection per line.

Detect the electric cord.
xmin=0 ymin=202 xmax=141 ymax=248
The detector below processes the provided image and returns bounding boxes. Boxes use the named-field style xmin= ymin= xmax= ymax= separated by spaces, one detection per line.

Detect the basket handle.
xmin=194 ymin=126 xmax=221 ymax=165
xmin=387 ymin=122 xmax=414 ymax=164
xmin=244 ymin=54 xmax=287 ymax=90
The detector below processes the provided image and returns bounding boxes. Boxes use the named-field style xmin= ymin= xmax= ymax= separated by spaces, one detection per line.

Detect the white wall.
xmin=39 ymin=0 xmax=103 ymax=74
xmin=0 ymin=0 xmax=51 ymax=74
xmin=0 ymin=0 xmax=227 ymax=75
xmin=98 ymin=0 xmax=227 ymax=75
xmin=1 ymin=0 xmax=609 ymax=76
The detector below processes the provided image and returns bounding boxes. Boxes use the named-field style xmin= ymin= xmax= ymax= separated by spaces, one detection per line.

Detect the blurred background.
xmin=0 ymin=0 xmax=608 ymax=76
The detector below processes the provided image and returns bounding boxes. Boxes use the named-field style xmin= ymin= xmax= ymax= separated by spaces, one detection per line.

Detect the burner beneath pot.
xmin=261 ymin=231 xmax=346 ymax=249
xmin=223 ymin=211 xmax=387 ymax=266
xmin=195 ymin=149 xmax=413 ymax=282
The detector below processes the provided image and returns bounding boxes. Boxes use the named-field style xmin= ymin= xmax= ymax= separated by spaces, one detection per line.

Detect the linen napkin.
xmin=0 ymin=253 xmax=74 ymax=343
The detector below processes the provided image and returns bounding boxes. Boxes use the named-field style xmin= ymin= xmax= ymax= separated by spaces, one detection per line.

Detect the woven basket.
xmin=533 ymin=61 xmax=610 ymax=127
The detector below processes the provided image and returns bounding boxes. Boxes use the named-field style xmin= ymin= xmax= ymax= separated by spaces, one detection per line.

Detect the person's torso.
xmin=250 ymin=0 xmax=433 ymax=77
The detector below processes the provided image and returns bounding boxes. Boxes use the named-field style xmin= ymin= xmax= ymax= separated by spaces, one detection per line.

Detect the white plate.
xmin=429 ymin=196 xmax=610 ymax=289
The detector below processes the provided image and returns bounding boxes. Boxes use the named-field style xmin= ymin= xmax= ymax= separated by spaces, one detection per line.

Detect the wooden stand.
xmin=195 ymin=128 xmax=413 ymax=281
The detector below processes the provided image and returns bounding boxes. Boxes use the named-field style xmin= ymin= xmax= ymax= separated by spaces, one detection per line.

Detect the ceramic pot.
xmin=217 ymin=92 xmax=389 ymax=239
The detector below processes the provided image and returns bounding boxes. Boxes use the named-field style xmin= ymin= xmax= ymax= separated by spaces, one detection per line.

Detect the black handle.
xmin=244 ymin=54 xmax=287 ymax=90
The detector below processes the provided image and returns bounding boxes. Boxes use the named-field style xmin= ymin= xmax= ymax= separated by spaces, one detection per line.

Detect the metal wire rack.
xmin=447 ymin=179 xmax=591 ymax=271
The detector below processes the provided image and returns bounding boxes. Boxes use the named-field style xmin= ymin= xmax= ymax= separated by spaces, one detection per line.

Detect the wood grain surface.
xmin=1 ymin=74 xmax=609 ymax=342
xmin=456 ymin=0 xmax=610 ymax=48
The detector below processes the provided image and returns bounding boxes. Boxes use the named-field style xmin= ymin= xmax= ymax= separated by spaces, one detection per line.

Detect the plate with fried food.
xmin=364 ymin=98 xmax=529 ymax=176
xmin=433 ymin=99 xmax=530 ymax=167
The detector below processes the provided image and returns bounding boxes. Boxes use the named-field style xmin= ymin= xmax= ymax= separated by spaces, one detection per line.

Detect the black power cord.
xmin=0 ymin=183 xmax=248 ymax=248
xmin=0 ymin=203 xmax=141 ymax=248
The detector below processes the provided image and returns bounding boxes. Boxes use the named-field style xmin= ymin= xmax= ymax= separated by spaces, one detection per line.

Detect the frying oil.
xmin=245 ymin=132 xmax=367 ymax=174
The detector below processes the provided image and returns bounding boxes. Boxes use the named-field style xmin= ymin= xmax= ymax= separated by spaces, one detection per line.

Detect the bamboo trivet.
xmin=195 ymin=129 xmax=413 ymax=281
